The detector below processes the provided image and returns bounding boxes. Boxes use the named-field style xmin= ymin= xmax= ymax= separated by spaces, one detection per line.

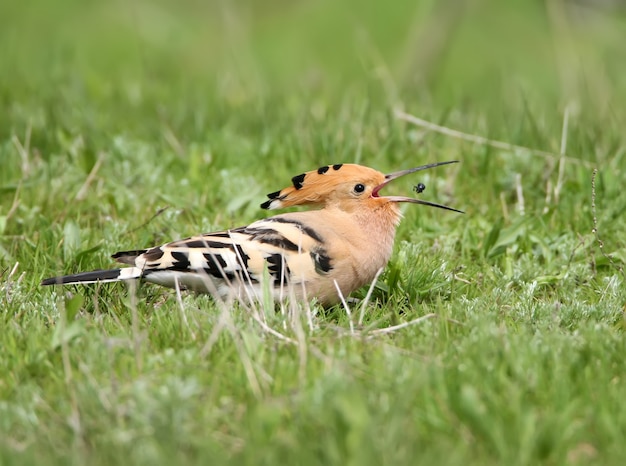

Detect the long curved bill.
xmin=372 ymin=160 xmax=464 ymax=213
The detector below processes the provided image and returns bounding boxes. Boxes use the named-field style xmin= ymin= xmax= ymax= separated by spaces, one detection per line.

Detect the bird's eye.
xmin=353 ymin=183 xmax=366 ymax=194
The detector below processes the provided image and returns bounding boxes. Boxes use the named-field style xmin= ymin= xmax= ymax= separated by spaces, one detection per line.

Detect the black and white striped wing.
xmin=114 ymin=215 xmax=330 ymax=300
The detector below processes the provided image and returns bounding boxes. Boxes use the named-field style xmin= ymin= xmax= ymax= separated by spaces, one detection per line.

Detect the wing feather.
xmin=122 ymin=215 xmax=327 ymax=299
xmin=43 ymin=213 xmax=337 ymax=303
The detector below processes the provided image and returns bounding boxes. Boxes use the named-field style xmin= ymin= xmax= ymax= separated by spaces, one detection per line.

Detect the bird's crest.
xmin=261 ymin=163 xmax=383 ymax=210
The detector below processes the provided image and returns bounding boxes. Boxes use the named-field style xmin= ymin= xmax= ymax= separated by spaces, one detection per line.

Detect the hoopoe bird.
xmin=41 ymin=162 xmax=462 ymax=305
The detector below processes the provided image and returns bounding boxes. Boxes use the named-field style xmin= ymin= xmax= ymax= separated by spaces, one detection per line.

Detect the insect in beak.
xmin=372 ymin=161 xmax=464 ymax=213
xmin=413 ymin=183 xmax=426 ymax=194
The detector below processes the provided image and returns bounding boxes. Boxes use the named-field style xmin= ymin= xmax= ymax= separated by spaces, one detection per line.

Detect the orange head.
xmin=261 ymin=161 xmax=463 ymax=214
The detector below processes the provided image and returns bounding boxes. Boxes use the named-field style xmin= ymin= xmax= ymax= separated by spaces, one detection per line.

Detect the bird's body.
xmin=42 ymin=162 xmax=462 ymax=305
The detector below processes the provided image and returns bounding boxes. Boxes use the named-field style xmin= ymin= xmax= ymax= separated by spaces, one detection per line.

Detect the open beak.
xmin=372 ymin=161 xmax=464 ymax=213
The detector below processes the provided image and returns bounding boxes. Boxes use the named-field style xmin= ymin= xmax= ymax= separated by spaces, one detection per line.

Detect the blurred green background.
xmin=2 ymin=0 xmax=625 ymax=144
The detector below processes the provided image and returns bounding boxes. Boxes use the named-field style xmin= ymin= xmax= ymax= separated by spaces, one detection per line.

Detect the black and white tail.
xmin=41 ymin=267 xmax=143 ymax=286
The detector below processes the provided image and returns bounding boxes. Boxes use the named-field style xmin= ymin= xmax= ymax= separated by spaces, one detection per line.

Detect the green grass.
xmin=2 ymin=0 xmax=626 ymax=464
